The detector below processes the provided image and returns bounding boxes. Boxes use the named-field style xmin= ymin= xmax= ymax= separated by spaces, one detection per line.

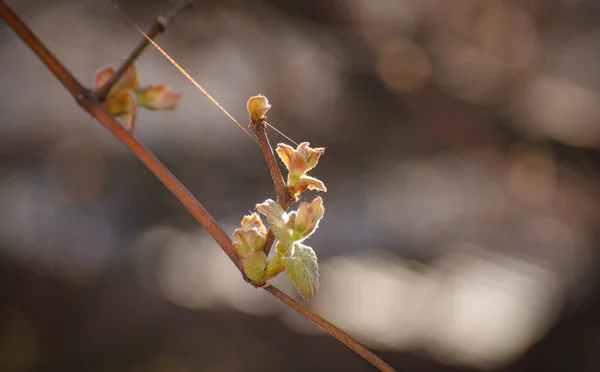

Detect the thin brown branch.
xmin=264 ymin=285 xmax=396 ymax=372
xmin=250 ymin=118 xmax=293 ymax=256
xmin=0 ymin=1 xmax=84 ymax=96
xmin=0 ymin=0 xmax=240 ymax=271
xmin=0 ymin=2 xmax=396 ymax=371
xmin=96 ymin=0 xmax=194 ymax=101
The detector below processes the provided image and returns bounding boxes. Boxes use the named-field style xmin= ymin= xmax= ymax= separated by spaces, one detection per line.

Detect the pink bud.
xmin=135 ymin=85 xmax=182 ymax=111
xmin=94 ymin=66 xmax=115 ymax=91
xmin=94 ymin=64 xmax=138 ymax=98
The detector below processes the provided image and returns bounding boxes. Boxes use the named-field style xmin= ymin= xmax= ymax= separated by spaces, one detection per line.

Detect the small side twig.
xmin=0 ymin=0 xmax=241 ymax=272
xmin=249 ymin=117 xmax=293 ymax=256
xmin=96 ymin=0 xmax=194 ymax=101
xmin=0 ymin=3 xmax=396 ymax=371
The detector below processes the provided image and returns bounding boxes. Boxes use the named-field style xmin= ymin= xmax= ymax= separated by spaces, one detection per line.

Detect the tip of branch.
xmin=247 ymin=94 xmax=271 ymax=122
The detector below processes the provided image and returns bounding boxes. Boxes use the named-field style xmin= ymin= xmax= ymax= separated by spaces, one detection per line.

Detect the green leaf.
xmin=256 ymin=199 xmax=294 ymax=247
xmin=243 ymin=251 xmax=268 ymax=284
xmin=283 ymin=244 xmax=319 ymax=300
xmin=135 ymin=85 xmax=181 ymax=111
xmin=264 ymin=248 xmax=285 ymax=279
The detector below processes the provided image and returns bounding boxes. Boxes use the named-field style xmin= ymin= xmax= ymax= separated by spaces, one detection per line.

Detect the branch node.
xmin=0 ymin=2 xmax=395 ymax=368
xmin=95 ymin=1 xmax=192 ymax=102
xmin=156 ymin=16 xmax=167 ymax=33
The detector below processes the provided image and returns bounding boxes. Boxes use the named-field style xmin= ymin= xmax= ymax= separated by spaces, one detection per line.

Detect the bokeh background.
xmin=2 ymin=0 xmax=600 ymax=371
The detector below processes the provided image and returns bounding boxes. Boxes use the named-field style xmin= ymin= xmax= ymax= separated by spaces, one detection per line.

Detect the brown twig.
xmin=264 ymin=285 xmax=396 ymax=372
xmin=96 ymin=0 xmax=194 ymax=101
xmin=0 ymin=2 xmax=396 ymax=371
xmin=249 ymin=117 xmax=293 ymax=256
xmin=0 ymin=0 xmax=240 ymax=271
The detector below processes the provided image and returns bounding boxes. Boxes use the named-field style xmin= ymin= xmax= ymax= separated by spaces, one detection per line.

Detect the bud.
xmin=292 ymin=197 xmax=324 ymax=241
xmin=256 ymin=197 xmax=324 ymax=249
xmin=232 ymin=213 xmax=267 ymax=256
xmin=94 ymin=66 xmax=115 ymax=91
xmin=135 ymin=85 xmax=182 ymax=111
xmin=243 ymin=251 xmax=268 ymax=284
xmin=103 ymin=90 xmax=137 ymax=132
xmin=247 ymin=94 xmax=271 ymax=121
xmin=275 ymin=142 xmax=327 ymax=197
xmin=93 ymin=62 xmax=181 ymax=132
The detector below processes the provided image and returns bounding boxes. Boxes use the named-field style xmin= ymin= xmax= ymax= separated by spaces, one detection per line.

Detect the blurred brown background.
xmin=2 ymin=0 xmax=600 ymax=371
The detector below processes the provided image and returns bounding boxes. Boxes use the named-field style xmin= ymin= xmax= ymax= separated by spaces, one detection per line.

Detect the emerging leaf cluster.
xmin=233 ymin=141 xmax=327 ymax=300
xmin=94 ymin=63 xmax=182 ymax=131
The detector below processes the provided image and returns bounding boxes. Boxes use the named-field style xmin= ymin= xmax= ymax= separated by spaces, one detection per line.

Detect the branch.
xmin=95 ymin=0 xmax=194 ymax=101
xmin=0 ymin=2 xmax=396 ymax=371
xmin=264 ymin=285 xmax=395 ymax=372
xmin=0 ymin=0 xmax=240 ymax=272
xmin=249 ymin=117 xmax=293 ymax=256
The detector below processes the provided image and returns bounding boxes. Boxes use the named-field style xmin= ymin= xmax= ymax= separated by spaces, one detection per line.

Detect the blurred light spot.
xmin=508 ymin=145 xmax=557 ymax=206
xmin=46 ymin=136 xmax=106 ymax=204
xmin=474 ymin=2 xmax=538 ymax=70
xmin=435 ymin=44 xmax=505 ymax=104
xmin=512 ymin=76 xmax=600 ymax=148
xmin=425 ymin=250 xmax=561 ymax=369
xmin=0 ymin=172 xmax=112 ymax=285
xmin=41 ymin=215 xmax=113 ymax=285
xmin=347 ymin=0 xmax=416 ymax=45
xmin=201 ymin=231 xmax=283 ymax=316
xmin=277 ymin=33 xmax=343 ymax=136
xmin=156 ymin=228 xmax=282 ymax=316
xmin=311 ymin=250 xmax=562 ymax=369
xmin=279 ymin=306 xmax=324 ymax=336
xmin=0 ymin=172 xmax=48 ymax=256
xmin=157 ymin=231 xmax=219 ymax=310
xmin=367 ymin=158 xmax=505 ymax=245
xmin=0 ymin=308 xmax=36 ymax=371
xmin=277 ymin=272 xmax=324 ymax=335
xmin=313 ymin=255 xmax=429 ymax=350
xmin=377 ymin=38 xmax=432 ymax=93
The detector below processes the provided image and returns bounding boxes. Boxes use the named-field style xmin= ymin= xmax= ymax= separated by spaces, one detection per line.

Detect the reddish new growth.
xmin=94 ymin=63 xmax=181 ymax=132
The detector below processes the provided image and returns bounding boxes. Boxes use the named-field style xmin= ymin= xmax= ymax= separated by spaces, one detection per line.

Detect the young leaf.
xmin=264 ymin=247 xmax=286 ymax=279
xmin=283 ymin=244 xmax=319 ymax=300
xmin=255 ymin=199 xmax=293 ymax=247
xmin=243 ymin=251 xmax=268 ymax=284
xmin=135 ymin=85 xmax=182 ymax=110
xmin=92 ymin=62 xmax=181 ymax=133
xmin=275 ymin=142 xmax=326 ymax=198
xmin=232 ymin=213 xmax=267 ymax=256
xmin=292 ymin=175 xmax=327 ymax=194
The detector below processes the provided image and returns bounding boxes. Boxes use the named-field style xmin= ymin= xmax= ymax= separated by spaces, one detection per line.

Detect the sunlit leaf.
xmin=283 ymin=244 xmax=319 ymax=300
xmin=243 ymin=251 xmax=268 ymax=284
xmin=135 ymin=85 xmax=182 ymax=111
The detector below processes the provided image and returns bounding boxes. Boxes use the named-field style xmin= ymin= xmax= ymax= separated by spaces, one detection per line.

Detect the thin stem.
xmin=0 ymin=0 xmax=240 ymax=271
xmin=0 ymin=2 xmax=396 ymax=371
xmin=0 ymin=0 xmax=84 ymax=97
xmin=263 ymin=285 xmax=396 ymax=372
xmin=96 ymin=0 xmax=194 ymax=101
xmin=249 ymin=118 xmax=293 ymax=256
